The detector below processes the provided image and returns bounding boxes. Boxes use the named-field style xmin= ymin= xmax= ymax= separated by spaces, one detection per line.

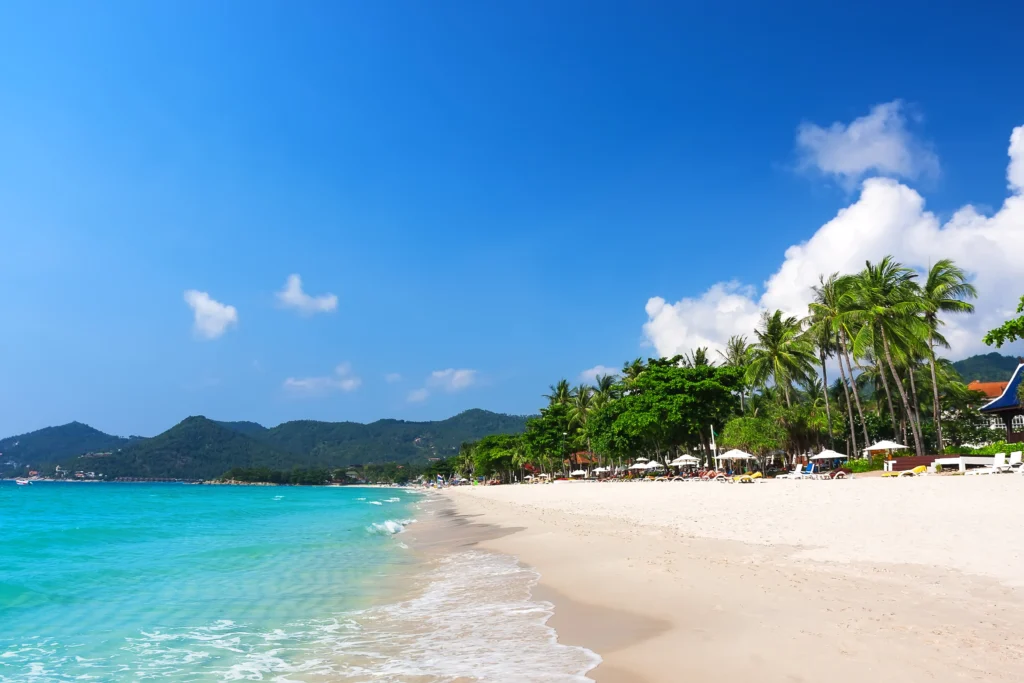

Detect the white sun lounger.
xmin=965 ymin=452 xmax=1008 ymax=475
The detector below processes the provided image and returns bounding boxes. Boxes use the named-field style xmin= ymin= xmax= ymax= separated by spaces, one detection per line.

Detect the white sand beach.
xmin=444 ymin=476 xmax=1024 ymax=682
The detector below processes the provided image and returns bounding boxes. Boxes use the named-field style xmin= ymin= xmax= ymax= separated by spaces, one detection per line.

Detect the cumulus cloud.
xmin=183 ymin=290 xmax=238 ymax=339
xmin=796 ymin=101 xmax=939 ymax=187
xmin=283 ymin=362 xmax=361 ymax=396
xmin=384 ymin=373 xmax=403 ymax=383
xmin=406 ymin=368 xmax=478 ymax=403
xmin=579 ymin=365 xmax=620 ymax=383
xmin=428 ymin=368 xmax=477 ymax=391
xmin=407 ymin=388 xmax=430 ymax=403
xmin=645 ymin=124 xmax=1024 ymax=361
xmin=276 ymin=274 xmax=338 ymax=315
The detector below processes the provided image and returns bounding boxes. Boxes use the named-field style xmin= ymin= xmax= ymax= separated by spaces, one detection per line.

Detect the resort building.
xmin=979 ymin=363 xmax=1024 ymax=443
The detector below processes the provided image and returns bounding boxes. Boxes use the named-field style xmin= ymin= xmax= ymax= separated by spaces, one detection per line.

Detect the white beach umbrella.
xmin=635 ymin=457 xmax=650 ymax=462
xmin=644 ymin=461 xmax=665 ymax=470
xmin=670 ymin=454 xmax=699 ymax=466
xmin=811 ymin=449 xmax=848 ymax=460
xmin=628 ymin=462 xmax=648 ymax=470
xmin=864 ymin=440 xmax=907 ymax=451
xmin=718 ymin=448 xmax=755 ymax=460
xmin=593 ymin=466 xmax=609 ymax=473
xmin=569 ymin=469 xmax=587 ymax=477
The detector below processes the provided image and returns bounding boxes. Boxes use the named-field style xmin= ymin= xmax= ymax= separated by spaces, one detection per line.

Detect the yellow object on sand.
xmin=883 ymin=465 xmax=927 ymax=478
xmin=735 ymin=472 xmax=763 ymax=483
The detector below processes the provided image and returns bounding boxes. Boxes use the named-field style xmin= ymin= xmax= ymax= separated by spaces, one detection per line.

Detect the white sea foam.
xmin=366 ymin=519 xmax=416 ymax=536
xmin=367 ymin=501 xmax=383 ymax=506
xmin=383 ymin=497 xmax=401 ymax=503
xmin=335 ymin=550 xmax=601 ymax=681
xmin=355 ymin=497 xmax=366 ymax=501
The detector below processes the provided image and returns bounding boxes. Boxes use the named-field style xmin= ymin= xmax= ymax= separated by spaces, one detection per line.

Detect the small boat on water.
xmin=15 ymin=479 xmax=32 ymax=486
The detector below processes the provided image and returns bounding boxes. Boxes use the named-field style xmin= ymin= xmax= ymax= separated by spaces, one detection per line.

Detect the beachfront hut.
xmin=980 ymin=362 xmax=1024 ymax=444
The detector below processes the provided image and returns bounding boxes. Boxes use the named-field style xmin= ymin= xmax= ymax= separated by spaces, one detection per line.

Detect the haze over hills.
xmin=0 ymin=409 xmax=529 ymax=479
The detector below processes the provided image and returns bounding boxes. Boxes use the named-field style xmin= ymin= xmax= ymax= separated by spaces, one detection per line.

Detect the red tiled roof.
xmin=968 ymin=380 xmax=1009 ymax=399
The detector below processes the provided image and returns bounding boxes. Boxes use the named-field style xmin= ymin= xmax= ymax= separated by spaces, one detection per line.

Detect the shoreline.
xmin=443 ymin=478 xmax=1024 ymax=682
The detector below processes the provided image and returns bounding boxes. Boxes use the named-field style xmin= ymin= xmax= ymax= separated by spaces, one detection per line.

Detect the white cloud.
xmin=275 ymin=274 xmax=338 ymax=315
xmin=796 ymin=101 xmax=939 ymax=187
xmin=384 ymin=373 xmax=403 ymax=383
xmin=644 ymin=124 xmax=1024 ymax=361
xmin=183 ymin=290 xmax=238 ymax=339
xmin=644 ymin=282 xmax=764 ymax=359
xmin=579 ymin=365 xmax=620 ymax=383
xmin=406 ymin=368 xmax=477 ymax=403
xmin=1009 ymin=126 xmax=1024 ymax=193
xmin=283 ymin=362 xmax=361 ymax=396
xmin=407 ymin=388 xmax=430 ymax=403
xmin=427 ymin=368 xmax=477 ymax=391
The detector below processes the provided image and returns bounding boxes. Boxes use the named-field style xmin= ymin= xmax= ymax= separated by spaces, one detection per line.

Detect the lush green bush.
xmin=844 ymin=455 xmax=885 ymax=473
xmin=958 ymin=441 xmax=1013 ymax=455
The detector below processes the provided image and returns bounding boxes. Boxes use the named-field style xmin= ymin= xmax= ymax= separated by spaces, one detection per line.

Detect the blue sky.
xmin=2 ymin=1 xmax=1023 ymax=436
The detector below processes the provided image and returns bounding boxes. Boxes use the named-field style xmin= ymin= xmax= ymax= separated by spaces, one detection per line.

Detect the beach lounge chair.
xmin=775 ymin=464 xmax=802 ymax=479
xmin=966 ymin=452 xmax=1007 ymax=475
xmin=735 ymin=471 xmax=763 ymax=483
xmin=1008 ymin=451 xmax=1022 ymax=470
xmin=898 ymin=465 xmax=927 ymax=477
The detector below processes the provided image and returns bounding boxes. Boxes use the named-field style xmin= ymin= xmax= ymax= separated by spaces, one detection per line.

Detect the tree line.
xmin=456 ymin=256 xmax=1014 ymax=481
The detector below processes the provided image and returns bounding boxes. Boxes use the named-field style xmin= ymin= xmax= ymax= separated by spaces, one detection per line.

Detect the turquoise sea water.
xmin=0 ymin=482 xmax=419 ymax=681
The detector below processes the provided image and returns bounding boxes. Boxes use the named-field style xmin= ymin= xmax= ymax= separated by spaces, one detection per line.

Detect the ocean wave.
xmin=366 ymin=519 xmax=416 ymax=536
xmin=367 ymin=501 xmax=382 ymax=506
xmin=337 ymin=550 xmax=601 ymax=681
xmin=383 ymin=497 xmax=401 ymax=503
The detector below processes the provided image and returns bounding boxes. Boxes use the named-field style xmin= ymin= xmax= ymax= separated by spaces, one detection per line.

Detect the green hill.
xmin=4 ymin=409 xmax=529 ymax=479
xmin=0 ymin=422 xmax=128 ymax=474
xmin=255 ymin=409 xmax=530 ymax=466
xmin=951 ymin=353 xmax=1021 ymax=383
xmin=77 ymin=417 xmax=292 ymax=480
xmin=213 ymin=420 xmax=268 ymax=437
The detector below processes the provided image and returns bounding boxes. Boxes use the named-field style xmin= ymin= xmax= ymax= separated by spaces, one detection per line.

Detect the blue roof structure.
xmin=980 ymin=363 xmax=1024 ymax=413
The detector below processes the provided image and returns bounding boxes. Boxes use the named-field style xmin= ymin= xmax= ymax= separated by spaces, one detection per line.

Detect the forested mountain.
xmin=951 ymin=353 xmax=1021 ymax=382
xmin=250 ymin=409 xmax=529 ymax=464
xmin=213 ymin=420 xmax=268 ymax=437
xmin=84 ymin=417 xmax=293 ymax=480
xmin=2 ymin=409 xmax=528 ymax=478
xmin=0 ymin=422 xmax=129 ymax=470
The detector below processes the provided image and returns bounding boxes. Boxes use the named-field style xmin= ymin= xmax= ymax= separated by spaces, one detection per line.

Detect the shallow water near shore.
xmin=1 ymin=482 xmax=598 ymax=682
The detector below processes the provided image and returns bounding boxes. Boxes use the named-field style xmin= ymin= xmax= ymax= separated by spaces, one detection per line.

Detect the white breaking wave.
xmin=336 ymin=550 xmax=601 ymax=681
xmin=367 ymin=501 xmax=383 ymax=506
xmin=366 ymin=519 xmax=416 ymax=536
xmin=383 ymin=497 xmax=401 ymax=503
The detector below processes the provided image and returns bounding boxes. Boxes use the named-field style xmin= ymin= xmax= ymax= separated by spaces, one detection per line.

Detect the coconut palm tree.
xmin=594 ymin=373 xmax=619 ymax=401
xmin=844 ymin=257 xmax=929 ymax=457
xmin=746 ymin=310 xmax=818 ymax=408
xmin=920 ymin=259 xmax=977 ymax=452
xmin=682 ymin=347 xmax=713 ymax=368
xmin=569 ymin=384 xmax=596 ymax=463
xmin=717 ymin=335 xmax=751 ymax=412
xmin=810 ymin=274 xmax=871 ymax=451
xmin=544 ymin=379 xmax=573 ymax=406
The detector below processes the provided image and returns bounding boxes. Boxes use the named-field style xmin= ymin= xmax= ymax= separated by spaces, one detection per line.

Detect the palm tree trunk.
xmin=880 ymin=327 xmax=924 ymax=457
xmin=907 ymin=366 xmax=923 ymax=449
xmin=820 ymin=350 xmax=834 ymax=448
xmin=840 ymin=332 xmax=871 ymax=448
xmin=836 ymin=350 xmax=858 ymax=456
xmin=928 ymin=334 xmax=944 ymax=453
xmin=876 ymin=353 xmax=898 ymax=438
